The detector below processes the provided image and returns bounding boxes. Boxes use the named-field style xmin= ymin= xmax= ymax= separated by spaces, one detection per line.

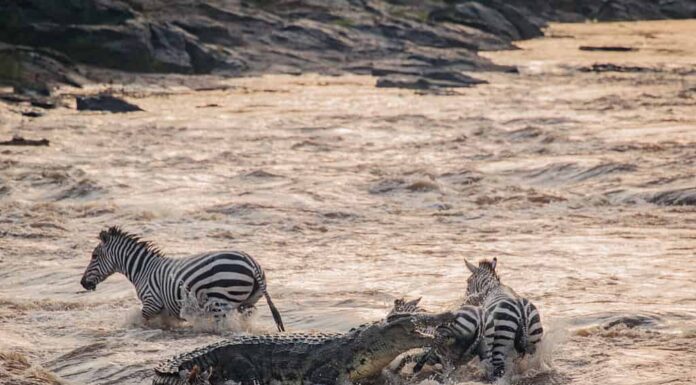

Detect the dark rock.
xmin=0 ymin=136 xmax=49 ymax=146
xmin=0 ymin=43 xmax=85 ymax=93
xmin=0 ymin=0 xmax=694 ymax=92
xmin=579 ymin=63 xmax=653 ymax=73
xmin=376 ymin=71 xmax=485 ymax=90
xmin=646 ymin=188 xmax=696 ymax=206
xmin=172 ymin=17 xmax=243 ymax=46
xmin=0 ymin=0 xmax=135 ymax=26
xmin=21 ymin=110 xmax=43 ymax=118
xmin=30 ymin=97 xmax=57 ymax=109
xmin=595 ymin=0 xmax=664 ymax=21
xmin=659 ymin=0 xmax=696 ymax=18
xmin=602 ymin=314 xmax=661 ymax=329
xmin=76 ymin=95 xmax=143 ymax=112
xmin=422 ymin=70 xmax=487 ymax=85
xmin=579 ymin=45 xmax=638 ymax=52
xmin=429 ymin=2 xmax=524 ymax=40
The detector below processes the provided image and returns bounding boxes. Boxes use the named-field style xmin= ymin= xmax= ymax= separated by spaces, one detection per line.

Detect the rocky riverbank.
xmin=1 ymin=0 xmax=695 ymax=97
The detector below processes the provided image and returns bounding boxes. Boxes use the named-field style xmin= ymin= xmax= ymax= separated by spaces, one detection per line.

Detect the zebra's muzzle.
xmin=81 ymin=278 xmax=97 ymax=291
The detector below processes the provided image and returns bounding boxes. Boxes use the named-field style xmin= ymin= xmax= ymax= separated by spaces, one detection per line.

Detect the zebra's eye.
xmin=92 ymin=251 xmax=99 ymax=260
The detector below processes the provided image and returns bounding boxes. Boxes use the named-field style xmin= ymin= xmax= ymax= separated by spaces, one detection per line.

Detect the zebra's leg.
xmin=207 ymin=302 xmax=232 ymax=328
xmin=237 ymin=303 xmax=257 ymax=318
xmin=489 ymin=321 xmax=517 ymax=380
xmin=141 ymin=297 xmax=163 ymax=321
xmin=479 ymin=317 xmax=495 ymax=376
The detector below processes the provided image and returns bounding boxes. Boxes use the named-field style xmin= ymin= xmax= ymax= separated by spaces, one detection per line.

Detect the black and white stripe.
xmin=80 ymin=227 xmax=285 ymax=331
xmin=413 ymin=305 xmax=493 ymax=373
xmin=464 ymin=257 xmax=542 ymax=379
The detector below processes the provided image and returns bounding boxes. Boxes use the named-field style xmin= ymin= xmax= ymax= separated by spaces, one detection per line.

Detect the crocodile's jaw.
xmin=346 ymin=311 xmax=458 ymax=381
xmin=347 ymin=333 xmax=432 ymax=381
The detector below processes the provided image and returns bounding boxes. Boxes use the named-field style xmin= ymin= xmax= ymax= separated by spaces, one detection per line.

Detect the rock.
xmin=0 ymin=0 xmax=135 ymax=26
xmin=0 ymin=1 xmax=244 ymax=74
xmin=376 ymin=71 xmax=485 ymax=90
xmin=595 ymin=0 xmax=664 ymax=21
xmin=579 ymin=63 xmax=653 ymax=73
xmin=0 ymin=136 xmax=49 ymax=146
xmin=0 ymin=0 xmax=695 ymax=92
xmin=659 ymin=0 xmax=696 ymax=18
xmin=172 ymin=16 xmax=243 ymax=46
xmin=646 ymin=188 xmax=696 ymax=206
xmin=579 ymin=45 xmax=638 ymax=52
xmin=76 ymin=95 xmax=143 ymax=112
xmin=0 ymin=43 xmax=85 ymax=93
xmin=602 ymin=314 xmax=661 ymax=329
xmin=429 ymin=2 xmax=524 ymax=40
xmin=20 ymin=110 xmax=43 ymax=118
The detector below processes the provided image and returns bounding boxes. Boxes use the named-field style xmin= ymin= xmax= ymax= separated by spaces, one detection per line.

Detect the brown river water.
xmin=1 ymin=20 xmax=695 ymax=385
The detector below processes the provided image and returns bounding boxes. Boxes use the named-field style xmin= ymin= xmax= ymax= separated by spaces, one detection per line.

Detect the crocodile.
xmin=153 ymin=307 xmax=456 ymax=385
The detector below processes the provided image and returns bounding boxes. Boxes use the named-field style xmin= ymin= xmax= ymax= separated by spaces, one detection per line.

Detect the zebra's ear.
xmin=99 ymin=230 xmax=110 ymax=243
xmin=491 ymin=257 xmax=497 ymax=270
xmin=465 ymin=259 xmax=477 ymax=273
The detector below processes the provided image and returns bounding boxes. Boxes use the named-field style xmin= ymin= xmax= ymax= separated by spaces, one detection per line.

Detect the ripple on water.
xmin=0 ymin=351 xmax=62 ymax=385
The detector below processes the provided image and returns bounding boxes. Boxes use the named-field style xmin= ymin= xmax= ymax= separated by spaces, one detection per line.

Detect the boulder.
xmin=76 ymin=95 xmax=143 ymax=112
xmin=429 ymin=2 xmax=525 ymax=40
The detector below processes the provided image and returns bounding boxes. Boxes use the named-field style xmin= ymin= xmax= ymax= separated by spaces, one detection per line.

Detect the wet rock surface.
xmin=75 ymin=95 xmax=143 ymax=113
xmin=1 ymin=0 xmax=694 ymax=94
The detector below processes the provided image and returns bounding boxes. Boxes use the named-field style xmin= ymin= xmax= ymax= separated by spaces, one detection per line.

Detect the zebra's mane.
xmin=100 ymin=226 xmax=165 ymax=258
xmin=477 ymin=258 xmax=499 ymax=280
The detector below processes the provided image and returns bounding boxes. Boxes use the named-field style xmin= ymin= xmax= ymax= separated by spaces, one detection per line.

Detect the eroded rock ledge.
xmin=1 ymin=0 xmax=694 ymax=94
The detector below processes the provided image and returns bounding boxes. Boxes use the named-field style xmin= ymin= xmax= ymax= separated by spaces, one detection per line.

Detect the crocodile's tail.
xmin=265 ymin=291 xmax=285 ymax=332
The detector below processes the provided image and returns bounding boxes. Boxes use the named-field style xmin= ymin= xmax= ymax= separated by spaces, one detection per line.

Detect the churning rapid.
xmin=1 ymin=20 xmax=695 ymax=385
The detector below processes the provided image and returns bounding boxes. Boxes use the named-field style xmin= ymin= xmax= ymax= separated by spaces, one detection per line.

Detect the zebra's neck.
xmin=108 ymin=237 xmax=163 ymax=288
xmin=478 ymin=280 xmax=503 ymax=303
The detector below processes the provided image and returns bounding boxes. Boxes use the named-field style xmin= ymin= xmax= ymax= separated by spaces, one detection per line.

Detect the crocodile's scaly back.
xmin=154 ymin=333 xmax=343 ymax=385
xmin=153 ymin=311 xmax=456 ymax=385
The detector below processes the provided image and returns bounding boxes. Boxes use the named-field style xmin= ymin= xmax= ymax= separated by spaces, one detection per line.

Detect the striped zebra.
xmin=79 ymin=227 xmax=285 ymax=331
xmin=464 ymin=257 xmax=543 ymax=379
xmin=412 ymin=305 xmax=493 ymax=374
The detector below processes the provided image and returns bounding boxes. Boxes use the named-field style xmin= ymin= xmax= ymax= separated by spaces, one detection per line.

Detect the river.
xmin=0 ymin=20 xmax=694 ymax=385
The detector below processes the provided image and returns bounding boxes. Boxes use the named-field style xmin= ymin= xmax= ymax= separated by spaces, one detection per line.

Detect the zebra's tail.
xmin=514 ymin=299 xmax=535 ymax=356
xmin=264 ymin=291 xmax=285 ymax=332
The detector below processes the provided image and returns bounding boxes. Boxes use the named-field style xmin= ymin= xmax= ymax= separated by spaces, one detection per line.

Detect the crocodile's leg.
xmin=307 ymin=363 xmax=340 ymax=385
xmin=214 ymin=356 xmax=262 ymax=385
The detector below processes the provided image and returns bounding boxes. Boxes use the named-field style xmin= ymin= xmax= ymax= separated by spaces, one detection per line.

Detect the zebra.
xmin=412 ymin=304 xmax=494 ymax=375
xmin=463 ymin=257 xmax=543 ymax=379
xmin=79 ymin=226 xmax=285 ymax=332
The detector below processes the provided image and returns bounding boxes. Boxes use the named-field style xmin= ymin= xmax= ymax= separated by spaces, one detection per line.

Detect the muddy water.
xmin=1 ymin=20 xmax=695 ymax=385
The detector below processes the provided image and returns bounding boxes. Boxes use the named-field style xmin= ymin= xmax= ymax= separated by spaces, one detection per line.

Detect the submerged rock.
xmin=602 ymin=314 xmax=662 ymax=329
xmin=647 ymin=188 xmax=696 ymax=206
xmin=76 ymin=95 xmax=143 ymax=113
xmin=0 ymin=136 xmax=49 ymax=146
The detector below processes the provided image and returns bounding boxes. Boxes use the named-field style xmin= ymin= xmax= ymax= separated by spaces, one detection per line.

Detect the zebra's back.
xmin=484 ymin=292 xmax=543 ymax=377
xmin=414 ymin=305 xmax=493 ymax=372
xmin=159 ymin=251 xmax=266 ymax=315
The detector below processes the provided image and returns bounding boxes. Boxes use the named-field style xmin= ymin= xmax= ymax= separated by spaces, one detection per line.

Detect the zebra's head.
xmin=80 ymin=228 xmax=119 ymax=291
xmin=388 ymin=297 xmax=425 ymax=317
xmin=464 ymin=257 xmax=499 ymax=303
